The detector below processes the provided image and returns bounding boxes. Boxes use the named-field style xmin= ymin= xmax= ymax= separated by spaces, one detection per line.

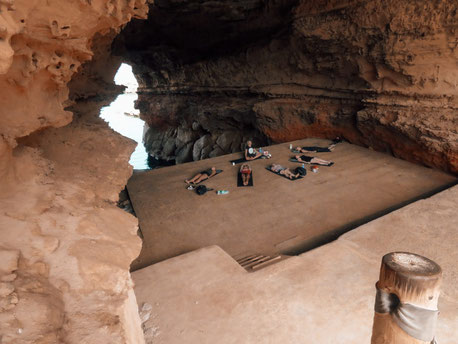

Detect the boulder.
xmin=162 ymin=137 xmax=176 ymax=157
xmin=176 ymin=127 xmax=198 ymax=148
xmin=209 ymin=145 xmax=225 ymax=158
xmin=216 ymin=131 xmax=239 ymax=152
xmin=192 ymin=135 xmax=212 ymax=161
xmin=175 ymin=142 xmax=194 ymax=163
xmin=200 ymin=144 xmax=213 ymax=160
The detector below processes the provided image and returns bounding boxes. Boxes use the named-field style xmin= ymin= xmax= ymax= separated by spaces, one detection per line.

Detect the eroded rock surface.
xmin=0 ymin=1 xmax=148 ymax=343
xmin=116 ymin=0 xmax=457 ymax=172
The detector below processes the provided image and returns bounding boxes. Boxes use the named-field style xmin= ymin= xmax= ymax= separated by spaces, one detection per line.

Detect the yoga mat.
xmin=230 ymin=155 xmax=268 ymax=165
xmin=237 ymin=171 xmax=254 ymax=187
xmin=265 ymin=167 xmax=303 ymax=181
xmin=291 ymin=146 xmax=331 ymax=153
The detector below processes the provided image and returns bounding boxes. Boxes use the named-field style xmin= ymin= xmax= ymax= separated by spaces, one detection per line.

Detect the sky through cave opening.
xmin=99 ymin=63 xmax=150 ymax=170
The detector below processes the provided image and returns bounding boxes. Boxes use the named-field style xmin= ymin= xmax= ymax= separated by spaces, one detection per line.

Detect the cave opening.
xmin=100 ymin=63 xmax=150 ymax=170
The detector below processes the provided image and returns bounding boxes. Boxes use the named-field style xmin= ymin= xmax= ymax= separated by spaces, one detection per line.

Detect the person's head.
xmin=211 ymin=167 xmax=216 ymax=171
xmin=246 ymin=140 xmax=252 ymax=147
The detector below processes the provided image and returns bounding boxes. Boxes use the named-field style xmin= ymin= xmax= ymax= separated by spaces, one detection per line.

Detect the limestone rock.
xmin=216 ymin=131 xmax=239 ymax=153
xmin=0 ymin=0 xmax=148 ymax=343
xmin=0 ymin=282 xmax=14 ymax=297
xmin=193 ymin=134 xmax=213 ymax=161
xmin=209 ymin=145 xmax=225 ymax=158
xmin=162 ymin=137 xmax=177 ymax=157
xmin=116 ymin=0 xmax=458 ymax=173
xmin=0 ymin=249 xmax=19 ymax=275
xmin=1 ymin=273 xmax=17 ymax=282
xmin=175 ymin=142 xmax=194 ymax=164
xmin=176 ymin=127 xmax=199 ymax=148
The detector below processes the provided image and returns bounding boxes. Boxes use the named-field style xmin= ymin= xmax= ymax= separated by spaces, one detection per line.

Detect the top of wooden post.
xmin=377 ymin=252 xmax=442 ymax=309
xmin=384 ymin=252 xmax=441 ymax=276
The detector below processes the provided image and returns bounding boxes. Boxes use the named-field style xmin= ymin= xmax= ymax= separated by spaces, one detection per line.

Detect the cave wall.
xmin=116 ymin=0 xmax=457 ymax=173
xmin=0 ymin=1 xmax=149 ymax=343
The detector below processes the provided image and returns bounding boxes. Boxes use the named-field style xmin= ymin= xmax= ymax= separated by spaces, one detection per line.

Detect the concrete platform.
xmin=133 ymin=185 xmax=458 ymax=344
xmin=128 ymin=138 xmax=456 ymax=270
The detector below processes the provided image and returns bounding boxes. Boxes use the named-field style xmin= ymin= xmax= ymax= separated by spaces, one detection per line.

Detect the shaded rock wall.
xmin=0 ymin=1 xmax=148 ymax=343
xmin=116 ymin=0 xmax=457 ymax=173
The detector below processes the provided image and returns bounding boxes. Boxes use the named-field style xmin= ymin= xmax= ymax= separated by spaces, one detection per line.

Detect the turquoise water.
xmin=99 ymin=64 xmax=150 ymax=170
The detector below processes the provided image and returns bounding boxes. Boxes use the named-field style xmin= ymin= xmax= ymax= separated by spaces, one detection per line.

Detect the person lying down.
xmin=270 ymin=164 xmax=300 ymax=180
xmin=294 ymin=137 xmax=342 ymax=153
xmin=294 ymin=155 xmax=334 ymax=166
xmin=185 ymin=167 xmax=217 ymax=184
xmin=240 ymin=164 xmax=252 ymax=186
xmin=294 ymin=145 xmax=333 ymax=153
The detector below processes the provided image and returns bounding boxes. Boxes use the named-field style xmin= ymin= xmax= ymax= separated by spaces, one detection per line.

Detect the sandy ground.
xmin=128 ymin=138 xmax=456 ymax=270
xmin=132 ymin=185 xmax=458 ymax=344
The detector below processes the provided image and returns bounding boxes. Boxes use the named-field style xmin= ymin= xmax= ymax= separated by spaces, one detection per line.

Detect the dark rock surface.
xmin=114 ymin=0 xmax=458 ymax=173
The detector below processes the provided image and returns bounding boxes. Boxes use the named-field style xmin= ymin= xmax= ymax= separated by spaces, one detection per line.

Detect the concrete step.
xmin=236 ymin=253 xmax=288 ymax=271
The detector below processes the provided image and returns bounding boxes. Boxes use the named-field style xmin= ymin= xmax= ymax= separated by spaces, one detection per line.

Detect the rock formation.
xmin=0 ymin=0 xmax=456 ymax=343
xmin=116 ymin=0 xmax=457 ymax=173
xmin=0 ymin=1 xmax=148 ymax=343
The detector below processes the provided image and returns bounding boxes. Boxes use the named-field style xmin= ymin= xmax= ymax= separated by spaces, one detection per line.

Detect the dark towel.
xmin=237 ymin=171 xmax=253 ymax=187
xmin=291 ymin=146 xmax=331 ymax=153
xmin=265 ymin=167 xmax=303 ymax=181
xmin=305 ymin=146 xmax=331 ymax=153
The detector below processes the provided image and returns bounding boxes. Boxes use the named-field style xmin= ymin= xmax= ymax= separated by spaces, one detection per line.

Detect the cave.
xmin=0 ymin=1 xmax=457 ymax=343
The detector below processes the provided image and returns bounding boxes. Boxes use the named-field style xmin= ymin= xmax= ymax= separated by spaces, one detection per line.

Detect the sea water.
xmin=99 ymin=64 xmax=150 ymax=170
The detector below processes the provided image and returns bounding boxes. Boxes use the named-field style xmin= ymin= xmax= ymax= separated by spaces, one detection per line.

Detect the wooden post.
xmin=371 ymin=252 xmax=442 ymax=344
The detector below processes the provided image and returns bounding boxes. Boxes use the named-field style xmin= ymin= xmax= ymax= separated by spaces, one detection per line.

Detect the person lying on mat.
xmin=240 ymin=164 xmax=252 ymax=186
xmin=295 ymin=155 xmax=333 ymax=166
xmin=294 ymin=137 xmax=342 ymax=153
xmin=270 ymin=164 xmax=300 ymax=180
xmin=294 ymin=144 xmax=334 ymax=153
xmin=185 ymin=167 xmax=217 ymax=184
xmin=244 ymin=140 xmax=270 ymax=161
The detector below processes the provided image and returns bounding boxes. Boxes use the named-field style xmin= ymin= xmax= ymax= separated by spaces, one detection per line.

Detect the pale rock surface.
xmin=0 ymin=0 xmax=148 ymax=343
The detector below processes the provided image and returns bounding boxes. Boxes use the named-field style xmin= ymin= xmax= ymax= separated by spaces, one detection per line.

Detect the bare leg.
xmin=285 ymin=171 xmax=292 ymax=179
xmin=284 ymin=169 xmax=299 ymax=179
xmin=286 ymin=170 xmax=294 ymax=179
xmin=252 ymin=151 xmax=262 ymax=159
xmin=194 ymin=174 xmax=209 ymax=184
xmin=186 ymin=173 xmax=204 ymax=184
xmin=310 ymin=157 xmax=332 ymax=166
xmin=185 ymin=174 xmax=198 ymax=184
xmin=280 ymin=169 xmax=290 ymax=179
